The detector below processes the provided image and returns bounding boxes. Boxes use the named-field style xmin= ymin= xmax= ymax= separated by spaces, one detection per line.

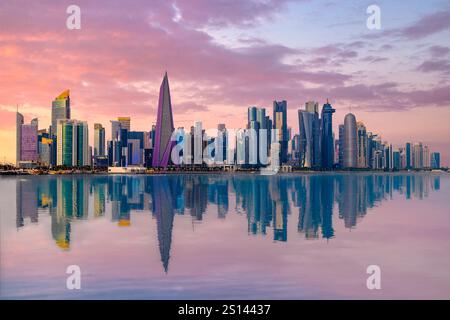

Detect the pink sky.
xmin=1 ymin=1 xmax=449 ymax=165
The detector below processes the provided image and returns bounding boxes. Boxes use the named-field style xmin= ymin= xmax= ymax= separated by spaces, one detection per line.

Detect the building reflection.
xmin=16 ymin=174 xmax=443 ymax=271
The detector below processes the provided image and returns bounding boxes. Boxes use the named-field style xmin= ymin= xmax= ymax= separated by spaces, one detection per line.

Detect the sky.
xmin=1 ymin=0 xmax=450 ymax=165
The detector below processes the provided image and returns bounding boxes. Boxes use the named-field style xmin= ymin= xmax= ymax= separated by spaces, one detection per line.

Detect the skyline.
xmin=1 ymin=1 xmax=450 ymax=165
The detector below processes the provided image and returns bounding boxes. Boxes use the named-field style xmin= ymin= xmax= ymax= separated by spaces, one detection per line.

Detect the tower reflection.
xmin=15 ymin=173 xmax=442 ymax=272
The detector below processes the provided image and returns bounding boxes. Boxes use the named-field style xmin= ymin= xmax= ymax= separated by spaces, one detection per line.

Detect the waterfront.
xmin=1 ymin=173 xmax=450 ymax=299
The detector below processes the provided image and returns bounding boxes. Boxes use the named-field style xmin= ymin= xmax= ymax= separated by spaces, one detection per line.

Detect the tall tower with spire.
xmin=152 ymin=72 xmax=175 ymax=167
xmin=321 ymin=99 xmax=336 ymax=169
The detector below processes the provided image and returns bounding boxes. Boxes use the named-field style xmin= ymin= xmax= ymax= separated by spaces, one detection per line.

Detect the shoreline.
xmin=1 ymin=169 xmax=447 ymax=176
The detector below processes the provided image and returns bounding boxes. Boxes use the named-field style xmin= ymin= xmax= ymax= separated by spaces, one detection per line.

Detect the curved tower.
xmin=343 ymin=113 xmax=357 ymax=168
xmin=152 ymin=72 xmax=175 ymax=167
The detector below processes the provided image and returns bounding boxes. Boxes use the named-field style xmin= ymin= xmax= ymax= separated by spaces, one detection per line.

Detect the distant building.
xmin=94 ymin=123 xmax=105 ymax=156
xmin=405 ymin=142 xmax=412 ymax=169
xmin=338 ymin=124 xmax=344 ymax=167
xmin=423 ymin=145 xmax=430 ymax=168
xmin=356 ymin=122 xmax=368 ymax=168
xmin=343 ymin=113 xmax=357 ymax=168
xmin=16 ymin=112 xmax=38 ymax=165
xmin=320 ymin=100 xmax=335 ymax=169
xmin=431 ymin=152 xmax=441 ymax=169
xmin=56 ymin=120 xmax=89 ymax=167
xmin=273 ymin=100 xmax=288 ymax=164
xmin=117 ymin=117 xmax=131 ymax=131
xmin=51 ymin=90 xmax=70 ymax=138
xmin=298 ymin=110 xmax=314 ymax=168
xmin=304 ymin=101 xmax=321 ymax=167
xmin=152 ymin=72 xmax=175 ymax=167
xmin=413 ymin=143 xmax=423 ymax=169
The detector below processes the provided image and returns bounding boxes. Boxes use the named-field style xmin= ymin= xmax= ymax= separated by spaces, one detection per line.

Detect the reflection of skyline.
xmin=15 ymin=174 xmax=442 ymax=272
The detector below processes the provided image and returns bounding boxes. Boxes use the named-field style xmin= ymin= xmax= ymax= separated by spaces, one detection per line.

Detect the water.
xmin=1 ymin=173 xmax=449 ymax=299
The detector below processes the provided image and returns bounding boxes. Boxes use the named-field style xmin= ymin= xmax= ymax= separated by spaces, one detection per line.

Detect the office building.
xmin=51 ymin=90 xmax=70 ymax=138
xmin=94 ymin=123 xmax=105 ymax=156
xmin=56 ymin=120 xmax=89 ymax=167
xmin=152 ymin=72 xmax=175 ymax=167
xmin=320 ymin=100 xmax=335 ymax=169
xmin=343 ymin=113 xmax=357 ymax=168
xmin=273 ymin=100 xmax=288 ymax=163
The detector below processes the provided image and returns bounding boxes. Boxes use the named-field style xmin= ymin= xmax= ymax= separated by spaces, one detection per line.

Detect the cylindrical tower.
xmin=343 ymin=113 xmax=357 ymax=168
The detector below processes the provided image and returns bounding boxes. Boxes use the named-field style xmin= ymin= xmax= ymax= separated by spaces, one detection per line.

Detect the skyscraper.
xmin=338 ymin=124 xmax=344 ymax=167
xmin=18 ymin=118 xmax=39 ymax=164
xmin=298 ymin=110 xmax=314 ymax=168
xmin=51 ymin=90 xmax=70 ymax=137
xmin=273 ymin=100 xmax=288 ymax=163
xmin=405 ymin=142 xmax=412 ymax=169
xmin=152 ymin=72 xmax=175 ymax=167
xmin=320 ymin=100 xmax=335 ymax=169
xmin=56 ymin=120 xmax=89 ymax=167
xmin=94 ymin=123 xmax=105 ymax=156
xmin=356 ymin=122 xmax=368 ymax=168
xmin=431 ymin=152 xmax=440 ymax=169
xmin=216 ymin=124 xmax=227 ymax=164
xmin=117 ymin=117 xmax=131 ymax=131
xmin=343 ymin=113 xmax=357 ymax=168
xmin=423 ymin=145 xmax=430 ymax=168
xmin=305 ymin=101 xmax=321 ymax=167
xmin=16 ymin=111 xmax=24 ymax=166
xmin=413 ymin=143 xmax=423 ymax=169
xmin=110 ymin=120 xmax=122 ymax=141
xmin=248 ymin=106 xmax=269 ymax=165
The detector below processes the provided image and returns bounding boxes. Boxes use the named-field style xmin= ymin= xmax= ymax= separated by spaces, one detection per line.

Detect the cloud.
xmin=399 ymin=10 xmax=450 ymax=40
xmin=417 ymin=60 xmax=450 ymax=74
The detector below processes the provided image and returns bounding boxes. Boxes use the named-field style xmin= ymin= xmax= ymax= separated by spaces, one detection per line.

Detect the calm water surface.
xmin=1 ymin=173 xmax=450 ymax=299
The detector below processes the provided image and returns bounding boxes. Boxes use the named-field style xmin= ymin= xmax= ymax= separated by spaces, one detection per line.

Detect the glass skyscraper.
xmin=343 ymin=113 xmax=357 ymax=168
xmin=51 ymin=90 xmax=70 ymax=138
xmin=152 ymin=72 xmax=175 ymax=167
xmin=57 ymin=120 xmax=89 ymax=167
xmin=94 ymin=123 xmax=105 ymax=156
xmin=320 ymin=101 xmax=335 ymax=169
xmin=273 ymin=100 xmax=288 ymax=164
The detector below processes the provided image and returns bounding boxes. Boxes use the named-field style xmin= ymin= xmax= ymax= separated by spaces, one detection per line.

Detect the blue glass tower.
xmin=320 ymin=100 xmax=335 ymax=169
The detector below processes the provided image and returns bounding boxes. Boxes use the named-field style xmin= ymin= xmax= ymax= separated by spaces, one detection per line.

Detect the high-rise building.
xmin=152 ymin=72 xmax=175 ymax=167
xmin=94 ymin=123 xmax=105 ymax=156
xmin=320 ymin=100 xmax=335 ymax=169
xmin=393 ymin=150 xmax=401 ymax=170
xmin=193 ymin=121 xmax=203 ymax=165
xmin=51 ymin=90 xmax=70 ymax=138
xmin=216 ymin=124 xmax=227 ymax=164
xmin=273 ymin=100 xmax=288 ymax=163
xmin=343 ymin=113 xmax=357 ymax=168
xmin=356 ymin=122 xmax=368 ymax=168
xmin=338 ymin=124 xmax=344 ymax=167
xmin=20 ymin=119 xmax=39 ymax=164
xmin=56 ymin=120 xmax=89 ymax=167
xmin=110 ymin=120 xmax=122 ymax=141
xmin=298 ymin=110 xmax=314 ymax=168
xmin=16 ymin=111 xmax=24 ymax=166
xmin=248 ymin=106 xmax=269 ymax=165
xmin=405 ymin=142 xmax=412 ymax=169
xmin=37 ymin=130 xmax=53 ymax=166
xmin=423 ymin=145 xmax=430 ymax=168
xmin=117 ymin=117 xmax=131 ymax=131
xmin=16 ymin=112 xmax=38 ymax=166
xmin=431 ymin=152 xmax=440 ymax=169
xmin=305 ymin=101 xmax=321 ymax=167
xmin=413 ymin=143 xmax=423 ymax=169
